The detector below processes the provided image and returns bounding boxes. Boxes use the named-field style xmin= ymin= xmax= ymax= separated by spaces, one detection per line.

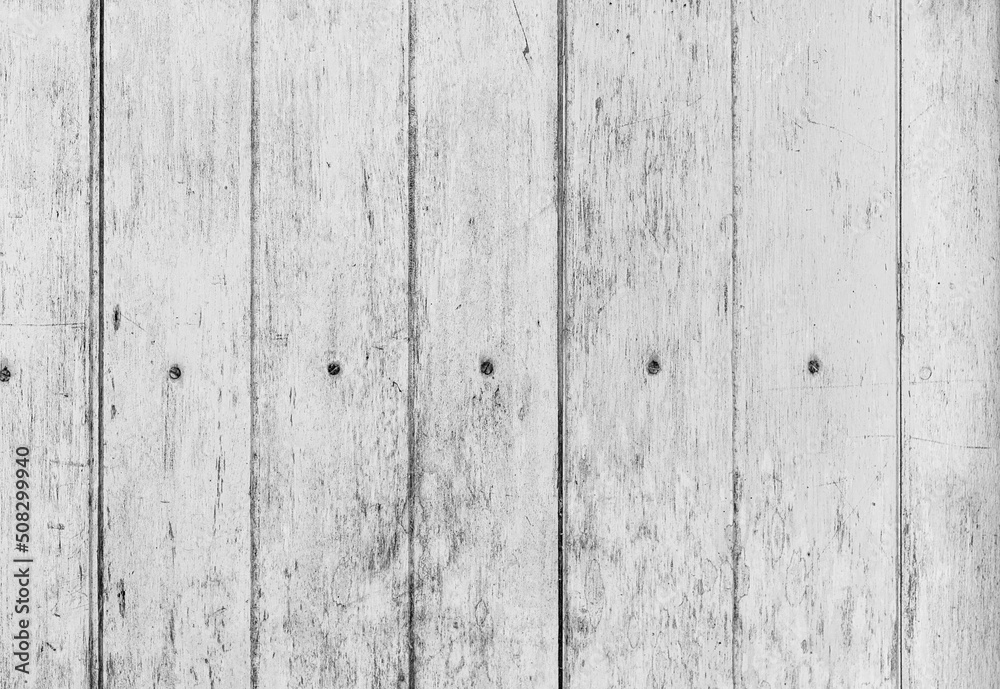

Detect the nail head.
xmin=327 ymin=362 xmax=342 ymax=377
xmin=646 ymin=359 xmax=661 ymax=375
xmin=807 ymin=359 xmax=821 ymax=375
xmin=168 ymin=365 xmax=182 ymax=380
xmin=0 ymin=367 xmax=10 ymax=383
xmin=480 ymin=359 xmax=494 ymax=376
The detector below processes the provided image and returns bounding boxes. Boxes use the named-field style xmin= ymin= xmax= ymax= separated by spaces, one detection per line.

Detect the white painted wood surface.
xmin=902 ymin=1 xmax=1000 ymax=685
xmin=0 ymin=2 xmax=93 ymax=686
xmin=563 ymin=2 xmax=733 ymax=686
xmin=252 ymin=1 xmax=409 ymax=686
xmin=101 ymin=1 xmax=251 ymax=685
xmin=2 ymin=1 xmax=1000 ymax=686
xmin=410 ymin=1 xmax=559 ymax=684
xmin=732 ymin=1 xmax=899 ymax=685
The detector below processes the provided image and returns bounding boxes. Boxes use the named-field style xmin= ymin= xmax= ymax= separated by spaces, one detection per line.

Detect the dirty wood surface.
xmin=252 ymin=1 xmax=410 ymax=686
xmin=0 ymin=1 xmax=997 ymax=687
xmin=902 ymin=0 xmax=1000 ymax=686
xmin=100 ymin=1 xmax=252 ymax=686
xmin=563 ymin=1 xmax=734 ymax=686
xmin=409 ymin=0 xmax=560 ymax=685
xmin=0 ymin=1 xmax=93 ymax=686
xmin=732 ymin=1 xmax=900 ymax=686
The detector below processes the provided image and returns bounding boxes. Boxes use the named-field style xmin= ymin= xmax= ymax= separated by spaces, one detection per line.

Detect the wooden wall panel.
xmin=902 ymin=2 xmax=1000 ymax=685
xmin=8 ymin=2 xmax=1000 ymax=686
xmin=733 ymin=1 xmax=898 ymax=685
xmin=563 ymin=1 xmax=733 ymax=686
xmin=0 ymin=1 xmax=93 ymax=685
xmin=252 ymin=1 xmax=409 ymax=686
xmin=410 ymin=0 xmax=559 ymax=684
xmin=101 ymin=1 xmax=251 ymax=685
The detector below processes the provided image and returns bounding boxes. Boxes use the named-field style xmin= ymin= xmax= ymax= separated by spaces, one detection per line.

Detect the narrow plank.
xmin=101 ymin=1 xmax=251 ymax=685
xmin=0 ymin=1 xmax=94 ymax=685
xmin=252 ymin=2 xmax=409 ymax=686
xmin=732 ymin=1 xmax=898 ymax=685
xmin=563 ymin=1 xmax=733 ymax=686
xmin=410 ymin=0 xmax=559 ymax=684
xmin=902 ymin=2 xmax=1000 ymax=684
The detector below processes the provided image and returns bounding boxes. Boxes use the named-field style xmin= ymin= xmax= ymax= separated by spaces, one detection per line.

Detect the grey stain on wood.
xmin=1 ymin=0 xmax=997 ymax=686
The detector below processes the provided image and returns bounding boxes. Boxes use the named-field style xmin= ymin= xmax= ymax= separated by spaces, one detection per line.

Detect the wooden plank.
xmin=0 ymin=1 xmax=94 ymax=685
xmin=902 ymin=2 xmax=1000 ymax=685
xmin=410 ymin=0 xmax=559 ymax=684
xmin=101 ymin=1 xmax=251 ymax=685
xmin=251 ymin=2 xmax=409 ymax=686
xmin=732 ymin=1 xmax=898 ymax=685
xmin=562 ymin=1 xmax=733 ymax=686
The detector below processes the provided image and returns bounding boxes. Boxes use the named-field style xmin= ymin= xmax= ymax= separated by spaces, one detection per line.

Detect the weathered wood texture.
xmin=410 ymin=0 xmax=559 ymax=684
xmin=9 ymin=2 xmax=1000 ymax=686
xmin=252 ymin=2 xmax=410 ymax=686
xmin=563 ymin=1 xmax=733 ymax=686
xmin=0 ymin=2 xmax=93 ymax=686
xmin=733 ymin=1 xmax=898 ymax=685
xmin=902 ymin=1 xmax=1000 ymax=685
xmin=101 ymin=1 xmax=251 ymax=685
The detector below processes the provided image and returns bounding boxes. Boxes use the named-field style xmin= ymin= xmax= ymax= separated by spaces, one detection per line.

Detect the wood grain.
xmin=0 ymin=1 xmax=93 ymax=685
xmin=101 ymin=1 xmax=251 ymax=685
xmin=902 ymin=1 xmax=1000 ymax=685
xmin=732 ymin=1 xmax=898 ymax=685
xmin=563 ymin=1 xmax=733 ymax=686
xmin=410 ymin=0 xmax=559 ymax=684
xmin=252 ymin=1 xmax=410 ymax=686
xmin=8 ymin=3 xmax=1000 ymax=686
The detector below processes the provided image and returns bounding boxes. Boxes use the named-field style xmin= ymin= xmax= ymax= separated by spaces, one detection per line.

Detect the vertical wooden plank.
xmin=563 ymin=2 xmax=733 ymax=686
xmin=732 ymin=1 xmax=898 ymax=685
xmin=252 ymin=1 xmax=409 ymax=686
xmin=410 ymin=0 xmax=559 ymax=684
xmin=0 ymin=1 xmax=93 ymax=685
xmin=902 ymin=2 xmax=1000 ymax=685
xmin=101 ymin=1 xmax=251 ymax=685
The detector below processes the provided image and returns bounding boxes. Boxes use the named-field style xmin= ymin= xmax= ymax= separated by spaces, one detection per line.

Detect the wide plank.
xmin=252 ymin=1 xmax=410 ymax=686
xmin=563 ymin=1 xmax=734 ymax=686
xmin=101 ymin=1 xmax=251 ymax=684
xmin=733 ymin=1 xmax=898 ymax=685
xmin=410 ymin=0 xmax=559 ymax=684
xmin=902 ymin=1 xmax=1000 ymax=685
xmin=0 ymin=1 xmax=94 ymax=685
